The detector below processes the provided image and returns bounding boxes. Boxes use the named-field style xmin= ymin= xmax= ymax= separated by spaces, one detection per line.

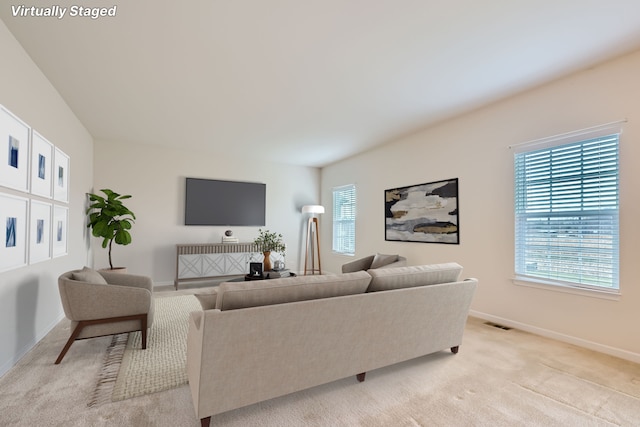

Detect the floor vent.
xmin=484 ymin=321 xmax=512 ymax=331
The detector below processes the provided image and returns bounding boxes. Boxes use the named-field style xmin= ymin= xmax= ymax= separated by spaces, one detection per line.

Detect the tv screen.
xmin=185 ymin=178 xmax=266 ymax=226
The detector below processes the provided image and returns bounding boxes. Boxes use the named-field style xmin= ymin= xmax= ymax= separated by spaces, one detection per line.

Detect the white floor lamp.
xmin=302 ymin=205 xmax=324 ymax=275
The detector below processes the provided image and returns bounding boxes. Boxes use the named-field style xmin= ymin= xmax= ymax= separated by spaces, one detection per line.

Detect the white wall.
xmin=0 ymin=21 xmax=94 ymax=376
xmin=321 ymin=49 xmax=640 ymax=362
xmin=93 ymin=140 xmax=320 ymax=284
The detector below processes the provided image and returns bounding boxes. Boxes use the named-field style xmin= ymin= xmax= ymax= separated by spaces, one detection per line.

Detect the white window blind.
xmin=514 ymin=133 xmax=619 ymax=291
xmin=332 ymin=184 xmax=356 ymax=255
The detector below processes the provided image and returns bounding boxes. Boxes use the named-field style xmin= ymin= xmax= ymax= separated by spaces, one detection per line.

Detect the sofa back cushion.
xmin=367 ymin=262 xmax=463 ymax=292
xmin=215 ymin=271 xmax=372 ymax=311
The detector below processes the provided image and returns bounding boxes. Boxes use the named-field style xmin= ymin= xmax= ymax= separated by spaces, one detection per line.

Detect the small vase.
xmin=263 ymin=251 xmax=272 ymax=271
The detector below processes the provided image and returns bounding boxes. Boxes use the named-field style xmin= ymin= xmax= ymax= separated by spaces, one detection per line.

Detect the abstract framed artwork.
xmin=385 ymin=178 xmax=459 ymax=244
xmin=30 ymin=131 xmax=54 ymax=198
xmin=52 ymin=205 xmax=68 ymax=257
xmin=29 ymin=200 xmax=52 ymax=264
xmin=0 ymin=105 xmax=31 ymax=192
xmin=53 ymin=147 xmax=69 ymax=203
xmin=0 ymin=192 xmax=29 ymax=272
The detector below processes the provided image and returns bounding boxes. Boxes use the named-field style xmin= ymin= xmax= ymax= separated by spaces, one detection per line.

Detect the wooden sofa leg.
xmin=55 ymin=321 xmax=86 ymax=364
xmin=451 ymin=346 xmax=459 ymax=354
xmin=201 ymin=417 xmax=211 ymax=427
xmin=356 ymin=372 xmax=366 ymax=382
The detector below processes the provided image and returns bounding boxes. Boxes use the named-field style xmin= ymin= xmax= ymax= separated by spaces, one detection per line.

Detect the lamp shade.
xmin=302 ymin=205 xmax=325 ymax=215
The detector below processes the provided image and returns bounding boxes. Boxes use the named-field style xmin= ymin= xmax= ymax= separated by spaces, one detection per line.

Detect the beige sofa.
xmin=187 ymin=263 xmax=477 ymax=427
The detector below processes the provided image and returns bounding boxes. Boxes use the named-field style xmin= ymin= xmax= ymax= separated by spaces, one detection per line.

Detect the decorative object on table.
xmin=302 ymin=205 xmax=324 ymax=275
xmin=253 ymin=228 xmax=285 ymax=272
xmin=248 ymin=262 xmax=263 ymax=278
xmin=86 ymin=189 xmax=136 ymax=271
xmin=385 ymin=178 xmax=459 ymax=244
xmin=222 ymin=229 xmax=238 ymax=243
xmin=273 ymin=259 xmax=285 ymax=271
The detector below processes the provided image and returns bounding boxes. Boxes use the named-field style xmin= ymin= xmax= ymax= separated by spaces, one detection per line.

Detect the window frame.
xmin=512 ymin=123 xmax=622 ymax=296
xmin=332 ymin=184 xmax=356 ymax=256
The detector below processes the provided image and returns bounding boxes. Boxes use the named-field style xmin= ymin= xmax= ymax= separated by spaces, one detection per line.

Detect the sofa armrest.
xmin=341 ymin=255 xmax=375 ymax=273
xmin=59 ymin=281 xmax=152 ymax=321
xmin=99 ymin=271 xmax=154 ymax=292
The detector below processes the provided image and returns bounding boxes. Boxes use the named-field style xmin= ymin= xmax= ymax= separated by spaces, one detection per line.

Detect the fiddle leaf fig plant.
xmin=86 ymin=189 xmax=136 ymax=270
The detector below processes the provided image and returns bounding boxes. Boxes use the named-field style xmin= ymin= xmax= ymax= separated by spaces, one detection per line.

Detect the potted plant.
xmin=254 ymin=229 xmax=285 ymax=271
xmin=86 ymin=189 xmax=136 ymax=271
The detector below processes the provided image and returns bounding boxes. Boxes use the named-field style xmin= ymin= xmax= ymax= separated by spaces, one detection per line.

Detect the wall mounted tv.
xmin=184 ymin=178 xmax=266 ymax=226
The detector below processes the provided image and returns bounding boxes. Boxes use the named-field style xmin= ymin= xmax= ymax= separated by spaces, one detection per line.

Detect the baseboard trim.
xmin=469 ymin=310 xmax=640 ymax=364
xmin=0 ymin=312 xmax=65 ymax=378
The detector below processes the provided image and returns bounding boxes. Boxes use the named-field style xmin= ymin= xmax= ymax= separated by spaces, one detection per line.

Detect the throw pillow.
xmin=370 ymin=253 xmax=399 ymax=269
xmin=72 ymin=266 xmax=108 ymax=285
xmin=195 ymin=290 xmax=218 ymax=310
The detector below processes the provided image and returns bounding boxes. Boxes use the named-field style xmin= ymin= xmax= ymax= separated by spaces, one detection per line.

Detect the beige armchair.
xmin=55 ymin=267 xmax=155 ymax=364
xmin=341 ymin=253 xmax=407 ymax=273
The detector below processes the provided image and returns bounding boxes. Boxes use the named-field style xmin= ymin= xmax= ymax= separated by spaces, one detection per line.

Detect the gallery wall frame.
xmin=384 ymin=178 xmax=459 ymax=244
xmin=29 ymin=200 xmax=52 ymax=264
xmin=30 ymin=131 xmax=54 ymax=199
xmin=0 ymin=192 xmax=29 ymax=272
xmin=52 ymin=205 xmax=68 ymax=258
xmin=0 ymin=104 xmax=31 ymax=193
xmin=53 ymin=148 xmax=69 ymax=203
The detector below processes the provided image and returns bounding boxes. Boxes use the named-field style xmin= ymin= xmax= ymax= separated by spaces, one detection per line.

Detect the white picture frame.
xmin=0 ymin=105 xmax=31 ymax=193
xmin=29 ymin=200 xmax=52 ymax=264
xmin=52 ymin=205 xmax=68 ymax=257
xmin=0 ymin=192 xmax=29 ymax=272
xmin=53 ymin=147 xmax=69 ymax=203
xmin=30 ymin=131 xmax=54 ymax=198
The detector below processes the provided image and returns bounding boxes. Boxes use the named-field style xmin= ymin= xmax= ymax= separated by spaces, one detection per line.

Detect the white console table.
xmin=174 ymin=243 xmax=283 ymax=290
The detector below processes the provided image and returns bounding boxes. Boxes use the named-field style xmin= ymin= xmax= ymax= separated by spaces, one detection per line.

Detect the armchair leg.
xmin=55 ymin=322 xmax=85 ymax=364
xmin=356 ymin=372 xmax=366 ymax=382
xmin=55 ymin=313 xmax=148 ymax=364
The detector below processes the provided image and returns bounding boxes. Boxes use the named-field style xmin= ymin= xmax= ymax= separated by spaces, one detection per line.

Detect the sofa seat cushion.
xmin=71 ymin=266 xmax=108 ymax=285
xmin=370 ymin=253 xmax=399 ymax=269
xmin=367 ymin=262 xmax=463 ymax=292
xmin=215 ymin=271 xmax=372 ymax=311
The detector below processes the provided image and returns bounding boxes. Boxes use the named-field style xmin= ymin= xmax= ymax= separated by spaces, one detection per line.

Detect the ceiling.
xmin=3 ymin=1 xmax=640 ymax=168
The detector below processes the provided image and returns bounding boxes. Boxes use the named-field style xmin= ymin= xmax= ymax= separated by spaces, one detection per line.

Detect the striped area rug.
xmin=89 ymin=294 xmax=201 ymax=406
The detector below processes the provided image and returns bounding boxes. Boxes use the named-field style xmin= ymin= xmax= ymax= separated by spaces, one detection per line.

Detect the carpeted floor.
xmin=0 ymin=286 xmax=639 ymax=426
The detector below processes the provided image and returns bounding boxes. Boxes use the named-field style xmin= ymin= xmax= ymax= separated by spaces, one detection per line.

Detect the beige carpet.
xmin=89 ymin=294 xmax=201 ymax=406
xmin=0 ymin=288 xmax=639 ymax=426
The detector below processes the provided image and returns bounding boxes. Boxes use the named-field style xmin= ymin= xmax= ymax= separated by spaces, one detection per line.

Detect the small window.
xmin=332 ymin=184 xmax=356 ymax=255
xmin=514 ymin=126 xmax=620 ymax=291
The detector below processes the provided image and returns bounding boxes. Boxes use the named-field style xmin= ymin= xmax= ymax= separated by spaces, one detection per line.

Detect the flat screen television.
xmin=184 ymin=178 xmax=266 ymax=226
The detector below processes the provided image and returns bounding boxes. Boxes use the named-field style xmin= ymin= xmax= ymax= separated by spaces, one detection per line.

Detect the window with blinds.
xmin=514 ymin=133 xmax=619 ymax=291
xmin=332 ymin=184 xmax=356 ymax=255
